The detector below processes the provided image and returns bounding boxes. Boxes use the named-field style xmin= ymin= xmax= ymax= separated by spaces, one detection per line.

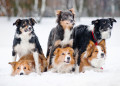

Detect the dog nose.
xmin=29 ymin=27 xmax=32 ymax=30
xmin=70 ymin=20 xmax=73 ymax=23
xmin=101 ymin=53 xmax=104 ymax=57
xmin=20 ymin=72 xmax=24 ymax=75
xmin=67 ymin=57 xmax=70 ymax=60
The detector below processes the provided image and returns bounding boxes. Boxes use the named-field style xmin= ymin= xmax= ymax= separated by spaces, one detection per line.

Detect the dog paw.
xmin=94 ymin=68 xmax=103 ymax=72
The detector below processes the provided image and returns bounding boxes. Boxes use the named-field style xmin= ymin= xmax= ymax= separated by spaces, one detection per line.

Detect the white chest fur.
xmin=61 ymin=29 xmax=73 ymax=47
xmin=14 ymin=33 xmax=35 ymax=58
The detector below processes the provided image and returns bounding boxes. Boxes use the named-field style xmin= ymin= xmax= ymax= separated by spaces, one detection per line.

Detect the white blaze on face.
xmin=96 ymin=46 xmax=104 ymax=59
xmin=19 ymin=66 xmax=25 ymax=75
xmin=90 ymin=46 xmax=105 ymax=68
xmin=64 ymin=54 xmax=71 ymax=63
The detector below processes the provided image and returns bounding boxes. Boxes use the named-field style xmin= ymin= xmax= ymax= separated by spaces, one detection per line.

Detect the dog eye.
xmin=103 ymin=21 xmax=106 ymax=24
xmin=24 ymin=67 xmax=26 ymax=69
xmin=62 ymin=53 xmax=65 ymax=55
xmin=17 ymin=67 xmax=20 ymax=69
xmin=95 ymin=51 xmax=98 ymax=52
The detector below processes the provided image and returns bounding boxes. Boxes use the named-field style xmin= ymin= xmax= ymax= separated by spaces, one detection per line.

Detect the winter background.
xmin=0 ymin=0 xmax=120 ymax=86
xmin=0 ymin=17 xmax=120 ymax=86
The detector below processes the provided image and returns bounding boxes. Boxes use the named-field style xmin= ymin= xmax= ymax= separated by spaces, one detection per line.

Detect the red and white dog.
xmin=79 ymin=40 xmax=106 ymax=72
xmin=9 ymin=54 xmax=47 ymax=76
xmin=52 ymin=47 xmax=75 ymax=73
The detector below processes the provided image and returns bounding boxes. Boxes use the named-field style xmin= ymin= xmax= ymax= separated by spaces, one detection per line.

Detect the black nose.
xmin=67 ymin=57 xmax=70 ymax=60
xmin=70 ymin=20 xmax=73 ymax=23
xmin=20 ymin=73 xmax=24 ymax=75
xmin=101 ymin=53 xmax=104 ymax=57
xmin=29 ymin=27 xmax=32 ymax=30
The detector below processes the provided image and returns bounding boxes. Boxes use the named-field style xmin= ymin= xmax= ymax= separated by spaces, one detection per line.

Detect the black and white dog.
xmin=73 ymin=18 xmax=116 ymax=69
xmin=46 ymin=8 xmax=75 ymax=69
xmin=12 ymin=18 xmax=45 ymax=74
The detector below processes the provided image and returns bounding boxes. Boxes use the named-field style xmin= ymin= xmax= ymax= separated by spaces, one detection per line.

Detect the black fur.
xmin=73 ymin=18 xmax=116 ymax=66
xmin=12 ymin=18 xmax=44 ymax=58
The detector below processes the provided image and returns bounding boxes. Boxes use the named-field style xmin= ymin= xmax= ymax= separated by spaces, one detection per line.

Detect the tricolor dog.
xmin=46 ymin=8 xmax=75 ymax=69
xmin=73 ymin=18 xmax=116 ymax=67
xmin=12 ymin=18 xmax=45 ymax=74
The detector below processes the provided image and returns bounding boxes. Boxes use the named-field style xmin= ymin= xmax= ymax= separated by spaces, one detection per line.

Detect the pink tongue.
xmin=100 ymin=67 xmax=103 ymax=70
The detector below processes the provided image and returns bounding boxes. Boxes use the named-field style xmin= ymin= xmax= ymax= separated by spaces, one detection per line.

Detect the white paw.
xmin=94 ymin=68 xmax=103 ymax=72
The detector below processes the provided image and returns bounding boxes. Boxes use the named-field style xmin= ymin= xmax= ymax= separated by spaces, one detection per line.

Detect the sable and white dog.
xmin=9 ymin=54 xmax=47 ymax=76
xmin=52 ymin=47 xmax=75 ymax=73
xmin=12 ymin=18 xmax=45 ymax=74
xmin=79 ymin=40 xmax=106 ymax=72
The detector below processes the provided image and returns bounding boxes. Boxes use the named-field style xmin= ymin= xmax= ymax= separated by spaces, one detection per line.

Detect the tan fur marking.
xmin=54 ymin=40 xmax=61 ymax=47
xmin=69 ymin=8 xmax=75 ymax=15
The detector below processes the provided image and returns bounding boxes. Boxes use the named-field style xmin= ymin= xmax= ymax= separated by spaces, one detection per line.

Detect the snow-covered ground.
xmin=0 ymin=17 xmax=120 ymax=86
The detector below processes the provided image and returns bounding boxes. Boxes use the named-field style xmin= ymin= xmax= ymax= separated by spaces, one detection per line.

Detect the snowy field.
xmin=0 ymin=17 xmax=120 ymax=86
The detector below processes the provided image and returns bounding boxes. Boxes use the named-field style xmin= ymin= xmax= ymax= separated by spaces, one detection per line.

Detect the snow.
xmin=0 ymin=17 xmax=120 ymax=86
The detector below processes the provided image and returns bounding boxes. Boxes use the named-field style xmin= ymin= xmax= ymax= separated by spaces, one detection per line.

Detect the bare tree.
xmin=15 ymin=0 xmax=23 ymax=17
xmin=73 ymin=0 xmax=84 ymax=20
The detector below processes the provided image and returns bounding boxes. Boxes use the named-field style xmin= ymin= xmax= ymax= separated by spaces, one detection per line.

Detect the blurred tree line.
xmin=0 ymin=0 xmax=120 ymax=19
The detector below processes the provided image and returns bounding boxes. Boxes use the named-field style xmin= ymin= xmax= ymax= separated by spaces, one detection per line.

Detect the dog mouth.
xmin=24 ymin=28 xmax=33 ymax=33
xmin=64 ymin=60 xmax=70 ymax=63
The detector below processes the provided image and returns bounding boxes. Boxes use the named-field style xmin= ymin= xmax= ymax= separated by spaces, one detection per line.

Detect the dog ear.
xmin=56 ymin=10 xmax=62 ymax=23
xmin=13 ymin=19 xmax=21 ymax=26
xmin=69 ymin=8 xmax=75 ymax=15
xmin=69 ymin=8 xmax=75 ymax=19
xmin=85 ymin=40 xmax=95 ymax=57
xmin=54 ymin=48 xmax=60 ymax=55
xmin=109 ymin=18 xmax=117 ymax=23
xmin=56 ymin=10 xmax=62 ymax=16
xmin=98 ymin=39 xmax=106 ymax=53
xmin=92 ymin=19 xmax=99 ymax=25
xmin=9 ymin=62 xmax=17 ymax=67
xmin=29 ymin=18 xmax=36 ymax=26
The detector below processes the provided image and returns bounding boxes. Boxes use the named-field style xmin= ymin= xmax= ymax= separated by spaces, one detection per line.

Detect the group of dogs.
xmin=9 ymin=8 xmax=117 ymax=76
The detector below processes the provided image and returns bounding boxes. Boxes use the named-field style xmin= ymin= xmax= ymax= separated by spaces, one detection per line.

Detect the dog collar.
xmin=92 ymin=31 xmax=98 ymax=45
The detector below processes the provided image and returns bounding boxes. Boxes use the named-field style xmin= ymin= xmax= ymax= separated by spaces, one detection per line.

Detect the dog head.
xmin=9 ymin=60 xmax=35 ymax=76
xmin=54 ymin=47 xmax=75 ymax=65
xmin=13 ymin=18 xmax=36 ymax=34
xmin=86 ymin=40 xmax=106 ymax=68
xmin=92 ymin=18 xmax=116 ymax=40
xmin=56 ymin=8 xmax=75 ymax=29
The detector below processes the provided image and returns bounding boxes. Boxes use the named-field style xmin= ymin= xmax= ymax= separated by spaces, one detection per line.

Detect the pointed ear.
xmin=9 ymin=62 xmax=17 ymax=67
xmin=109 ymin=18 xmax=117 ymax=23
xmin=85 ymin=41 xmax=95 ymax=57
xmin=56 ymin=10 xmax=62 ymax=16
xmin=69 ymin=8 xmax=75 ymax=15
xmin=29 ymin=18 xmax=36 ymax=26
xmin=87 ymin=40 xmax=95 ymax=50
xmin=54 ymin=48 xmax=60 ymax=55
xmin=92 ymin=19 xmax=99 ymax=25
xmin=98 ymin=40 xmax=106 ymax=53
xmin=13 ymin=19 xmax=21 ymax=26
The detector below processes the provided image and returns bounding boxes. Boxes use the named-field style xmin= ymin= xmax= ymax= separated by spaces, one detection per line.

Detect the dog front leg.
xmin=12 ymin=50 xmax=17 ymax=61
xmin=33 ymin=50 xmax=41 ymax=74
